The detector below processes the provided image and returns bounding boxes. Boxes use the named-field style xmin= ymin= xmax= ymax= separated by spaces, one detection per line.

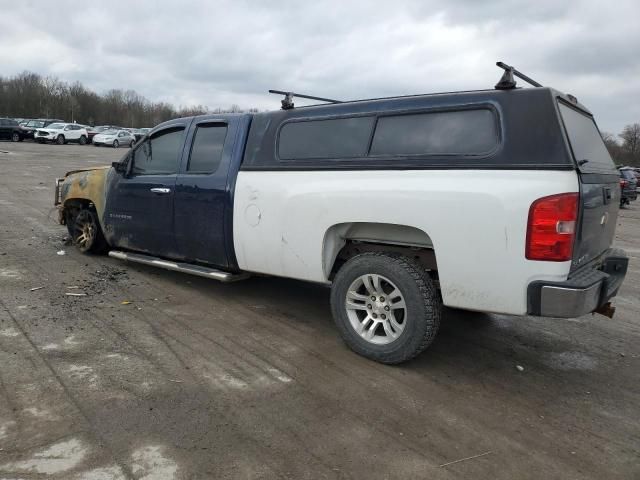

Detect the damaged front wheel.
xmin=69 ymin=209 xmax=108 ymax=254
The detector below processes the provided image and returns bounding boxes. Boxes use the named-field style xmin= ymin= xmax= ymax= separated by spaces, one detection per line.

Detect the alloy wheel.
xmin=345 ymin=273 xmax=407 ymax=345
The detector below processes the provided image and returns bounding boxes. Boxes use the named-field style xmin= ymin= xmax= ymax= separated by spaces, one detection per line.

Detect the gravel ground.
xmin=0 ymin=141 xmax=638 ymax=479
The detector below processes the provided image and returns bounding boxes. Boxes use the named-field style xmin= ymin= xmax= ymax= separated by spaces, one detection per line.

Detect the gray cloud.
xmin=0 ymin=0 xmax=638 ymax=133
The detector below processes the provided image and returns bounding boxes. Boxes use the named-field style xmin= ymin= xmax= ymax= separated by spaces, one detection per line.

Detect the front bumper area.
xmin=527 ymin=248 xmax=628 ymax=318
xmin=36 ymin=133 xmax=56 ymax=142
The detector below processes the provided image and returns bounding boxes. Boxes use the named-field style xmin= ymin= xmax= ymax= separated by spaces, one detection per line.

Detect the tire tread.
xmin=331 ymin=251 xmax=441 ymax=364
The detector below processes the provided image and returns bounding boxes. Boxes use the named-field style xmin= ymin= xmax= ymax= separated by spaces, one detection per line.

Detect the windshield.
xmin=47 ymin=123 xmax=65 ymax=130
xmin=558 ymin=102 xmax=616 ymax=174
xmin=102 ymin=129 xmax=119 ymax=135
xmin=27 ymin=120 xmax=45 ymax=128
xmin=620 ymin=170 xmax=636 ymax=180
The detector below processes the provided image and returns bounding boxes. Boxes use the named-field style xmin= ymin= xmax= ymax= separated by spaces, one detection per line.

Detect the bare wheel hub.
xmin=345 ymin=274 xmax=407 ymax=345
xmin=74 ymin=212 xmax=95 ymax=249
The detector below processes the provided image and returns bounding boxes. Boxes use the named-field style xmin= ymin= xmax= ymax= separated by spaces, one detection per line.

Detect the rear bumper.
xmin=527 ymin=248 xmax=628 ymax=318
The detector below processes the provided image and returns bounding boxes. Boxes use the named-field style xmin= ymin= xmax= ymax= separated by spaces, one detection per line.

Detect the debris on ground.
xmin=65 ymin=292 xmax=87 ymax=297
xmin=56 ymin=250 xmax=66 ymax=256
xmin=516 ymin=365 xmax=525 ymax=372
xmin=439 ymin=451 xmax=493 ymax=468
xmin=29 ymin=286 xmax=45 ymax=291
xmin=121 ymin=301 xmax=132 ymax=305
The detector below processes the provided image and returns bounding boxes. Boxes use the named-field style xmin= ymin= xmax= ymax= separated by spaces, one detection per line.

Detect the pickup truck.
xmin=54 ymin=65 xmax=628 ymax=364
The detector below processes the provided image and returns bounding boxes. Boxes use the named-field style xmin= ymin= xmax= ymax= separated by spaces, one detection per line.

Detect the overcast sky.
xmin=1 ymin=0 xmax=638 ymax=134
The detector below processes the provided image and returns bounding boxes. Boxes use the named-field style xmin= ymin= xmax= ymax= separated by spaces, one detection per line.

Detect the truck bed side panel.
xmin=233 ymin=169 xmax=579 ymax=316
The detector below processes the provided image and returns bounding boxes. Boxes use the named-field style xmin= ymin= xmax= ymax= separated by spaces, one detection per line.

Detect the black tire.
xmin=56 ymin=135 xmax=65 ymax=145
xmin=11 ymin=132 xmax=20 ymax=142
xmin=113 ymin=140 xmax=119 ymax=148
xmin=79 ymin=135 xmax=87 ymax=145
xmin=68 ymin=208 xmax=108 ymax=254
xmin=330 ymin=252 xmax=441 ymax=364
xmin=129 ymin=140 xmax=135 ymax=148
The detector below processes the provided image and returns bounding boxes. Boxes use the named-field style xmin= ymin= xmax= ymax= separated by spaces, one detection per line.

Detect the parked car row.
xmin=0 ymin=117 xmax=152 ymax=148
xmin=619 ymin=167 xmax=639 ymax=207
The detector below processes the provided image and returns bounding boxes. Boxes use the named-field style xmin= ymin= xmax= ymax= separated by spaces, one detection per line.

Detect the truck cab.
xmin=100 ymin=114 xmax=250 ymax=269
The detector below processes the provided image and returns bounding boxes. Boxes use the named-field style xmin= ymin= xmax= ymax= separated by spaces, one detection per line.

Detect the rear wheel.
xmin=129 ymin=139 xmax=135 ymax=148
xmin=68 ymin=208 xmax=108 ymax=254
xmin=56 ymin=135 xmax=65 ymax=145
xmin=330 ymin=252 xmax=441 ymax=364
xmin=79 ymin=135 xmax=87 ymax=145
xmin=113 ymin=140 xmax=119 ymax=148
xmin=11 ymin=132 xmax=20 ymax=142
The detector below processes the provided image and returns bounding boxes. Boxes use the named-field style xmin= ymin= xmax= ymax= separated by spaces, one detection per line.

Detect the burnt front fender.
xmin=57 ymin=166 xmax=111 ymax=224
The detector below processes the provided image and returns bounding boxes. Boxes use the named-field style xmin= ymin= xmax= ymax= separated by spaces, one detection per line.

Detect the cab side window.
xmin=132 ymin=127 xmax=185 ymax=175
xmin=186 ymin=124 xmax=228 ymax=174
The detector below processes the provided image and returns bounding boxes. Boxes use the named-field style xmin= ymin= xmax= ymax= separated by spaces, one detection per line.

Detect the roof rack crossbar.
xmin=268 ymin=89 xmax=342 ymax=110
xmin=495 ymin=61 xmax=543 ymax=89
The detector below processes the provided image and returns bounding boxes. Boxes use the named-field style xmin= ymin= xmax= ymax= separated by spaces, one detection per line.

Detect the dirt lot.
xmin=0 ymin=141 xmax=638 ymax=479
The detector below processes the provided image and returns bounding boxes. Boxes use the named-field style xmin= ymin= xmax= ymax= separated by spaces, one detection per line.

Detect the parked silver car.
xmin=92 ymin=129 xmax=136 ymax=148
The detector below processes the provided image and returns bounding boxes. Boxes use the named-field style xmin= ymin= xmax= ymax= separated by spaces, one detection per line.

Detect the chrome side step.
xmin=108 ymin=251 xmax=249 ymax=283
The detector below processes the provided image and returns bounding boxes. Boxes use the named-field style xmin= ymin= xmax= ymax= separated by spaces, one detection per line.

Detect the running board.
xmin=108 ymin=251 xmax=249 ymax=282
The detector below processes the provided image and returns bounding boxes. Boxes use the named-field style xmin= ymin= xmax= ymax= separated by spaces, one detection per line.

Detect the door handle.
xmin=150 ymin=187 xmax=171 ymax=194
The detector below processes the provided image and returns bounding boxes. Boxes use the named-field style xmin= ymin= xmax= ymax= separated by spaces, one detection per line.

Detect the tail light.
xmin=620 ymin=179 xmax=628 ymax=188
xmin=526 ymin=193 xmax=578 ymax=262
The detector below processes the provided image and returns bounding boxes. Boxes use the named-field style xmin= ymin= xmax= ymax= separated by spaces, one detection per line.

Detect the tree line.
xmin=2 ymin=70 xmax=639 ymax=165
xmin=603 ymin=124 xmax=640 ymax=168
xmin=0 ymin=71 xmax=257 ymax=128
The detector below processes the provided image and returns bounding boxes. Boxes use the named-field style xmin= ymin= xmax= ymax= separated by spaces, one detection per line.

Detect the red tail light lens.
xmin=526 ymin=193 xmax=578 ymax=262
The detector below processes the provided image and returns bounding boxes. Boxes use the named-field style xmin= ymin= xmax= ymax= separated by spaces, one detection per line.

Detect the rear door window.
xmin=558 ymin=102 xmax=616 ymax=173
xmin=187 ymin=124 xmax=228 ymax=173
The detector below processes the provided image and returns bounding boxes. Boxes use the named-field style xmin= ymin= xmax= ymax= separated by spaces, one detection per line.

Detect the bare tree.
xmin=0 ymin=70 xmax=257 ymax=127
xmin=619 ymin=123 xmax=640 ymax=166
xmin=601 ymin=131 xmax=624 ymax=164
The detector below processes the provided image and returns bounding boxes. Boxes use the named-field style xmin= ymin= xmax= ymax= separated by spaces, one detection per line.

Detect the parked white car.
xmin=92 ymin=129 xmax=136 ymax=148
xmin=35 ymin=123 xmax=88 ymax=145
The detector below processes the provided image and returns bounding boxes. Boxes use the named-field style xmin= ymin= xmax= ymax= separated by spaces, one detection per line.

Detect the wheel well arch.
xmin=323 ymin=222 xmax=438 ymax=280
xmin=60 ymin=198 xmax=96 ymax=225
